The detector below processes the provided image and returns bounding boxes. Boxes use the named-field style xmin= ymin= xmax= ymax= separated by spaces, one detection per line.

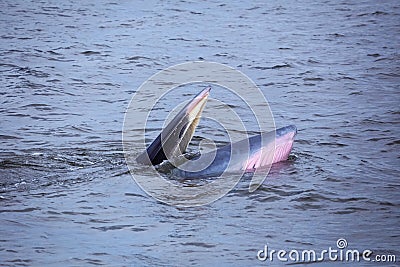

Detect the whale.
xmin=136 ymin=87 xmax=297 ymax=178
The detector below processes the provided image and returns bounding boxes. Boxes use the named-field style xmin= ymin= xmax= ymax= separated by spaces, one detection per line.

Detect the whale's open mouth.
xmin=136 ymin=87 xmax=210 ymax=166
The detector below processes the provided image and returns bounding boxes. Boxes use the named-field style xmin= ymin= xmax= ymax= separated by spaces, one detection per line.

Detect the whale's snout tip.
xmin=284 ymin=125 xmax=297 ymax=137
xmin=290 ymin=125 xmax=297 ymax=135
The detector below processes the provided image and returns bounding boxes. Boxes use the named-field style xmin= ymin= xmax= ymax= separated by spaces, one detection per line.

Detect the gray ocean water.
xmin=1 ymin=0 xmax=399 ymax=266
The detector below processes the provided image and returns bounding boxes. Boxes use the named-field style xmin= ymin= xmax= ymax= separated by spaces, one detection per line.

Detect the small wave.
xmin=81 ymin=51 xmax=101 ymax=55
xmin=252 ymin=64 xmax=292 ymax=70
xmin=0 ymin=135 xmax=22 ymax=140
xmin=0 ymin=207 xmax=39 ymax=213
xmin=181 ymin=242 xmax=216 ymax=248
xmin=92 ymin=225 xmax=147 ymax=232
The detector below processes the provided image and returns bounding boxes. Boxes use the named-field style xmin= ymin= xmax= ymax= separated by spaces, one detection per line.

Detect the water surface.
xmin=1 ymin=0 xmax=399 ymax=266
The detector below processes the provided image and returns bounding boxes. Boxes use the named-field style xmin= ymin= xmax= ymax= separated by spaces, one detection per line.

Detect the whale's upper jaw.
xmin=136 ymin=87 xmax=210 ymax=166
xmin=177 ymin=87 xmax=210 ymax=156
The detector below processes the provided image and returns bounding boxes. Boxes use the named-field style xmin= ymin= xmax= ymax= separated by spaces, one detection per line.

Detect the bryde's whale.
xmin=136 ymin=87 xmax=297 ymax=177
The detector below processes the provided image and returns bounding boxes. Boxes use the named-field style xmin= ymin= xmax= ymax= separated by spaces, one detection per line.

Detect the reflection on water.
xmin=1 ymin=0 xmax=399 ymax=266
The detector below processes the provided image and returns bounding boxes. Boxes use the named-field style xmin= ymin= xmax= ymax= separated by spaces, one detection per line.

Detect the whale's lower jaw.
xmin=272 ymin=139 xmax=295 ymax=163
xmin=171 ymin=125 xmax=297 ymax=178
xmin=242 ymin=138 xmax=294 ymax=171
xmin=240 ymin=127 xmax=295 ymax=171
